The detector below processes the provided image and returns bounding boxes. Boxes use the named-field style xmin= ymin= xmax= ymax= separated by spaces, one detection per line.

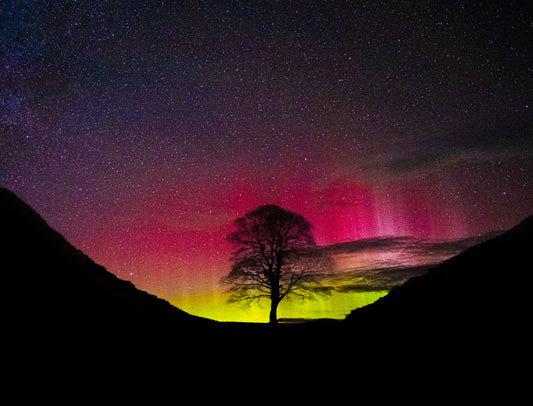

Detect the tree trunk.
xmin=269 ymin=298 xmax=279 ymax=324
xmin=269 ymin=278 xmax=280 ymax=324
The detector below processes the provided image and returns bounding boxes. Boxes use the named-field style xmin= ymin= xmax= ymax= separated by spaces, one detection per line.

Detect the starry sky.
xmin=1 ymin=1 xmax=532 ymax=319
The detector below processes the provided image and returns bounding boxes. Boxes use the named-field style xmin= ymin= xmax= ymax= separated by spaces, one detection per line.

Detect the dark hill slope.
xmin=343 ymin=215 xmax=532 ymax=359
xmin=0 ymin=187 xmax=209 ymax=337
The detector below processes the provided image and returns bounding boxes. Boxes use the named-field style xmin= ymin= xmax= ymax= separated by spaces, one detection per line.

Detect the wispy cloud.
xmin=338 ymin=110 xmax=533 ymax=181
xmin=328 ymin=265 xmax=433 ymax=292
xmin=390 ymin=111 xmax=533 ymax=175
xmin=313 ymin=231 xmax=501 ymax=292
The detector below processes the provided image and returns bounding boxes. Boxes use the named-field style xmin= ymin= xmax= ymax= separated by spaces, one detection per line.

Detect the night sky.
xmin=1 ymin=1 xmax=532 ymax=320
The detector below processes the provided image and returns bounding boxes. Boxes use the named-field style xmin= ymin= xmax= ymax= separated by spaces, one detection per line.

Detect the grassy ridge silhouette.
xmin=2 ymin=186 xmax=530 ymax=378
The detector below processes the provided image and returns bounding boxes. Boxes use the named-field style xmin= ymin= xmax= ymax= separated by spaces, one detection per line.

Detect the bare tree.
xmin=222 ymin=205 xmax=332 ymax=324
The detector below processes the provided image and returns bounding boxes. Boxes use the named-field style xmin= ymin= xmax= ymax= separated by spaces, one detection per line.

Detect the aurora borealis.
xmin=1 ymin=1 xmax=532 ymax=321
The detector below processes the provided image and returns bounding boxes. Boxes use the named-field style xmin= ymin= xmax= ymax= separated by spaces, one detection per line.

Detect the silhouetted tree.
xmin=222 ymin=205 xmax=332 ymax=324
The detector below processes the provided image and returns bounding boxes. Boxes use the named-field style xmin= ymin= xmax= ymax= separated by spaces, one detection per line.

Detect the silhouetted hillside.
xmin=0 ymin=187 xmax=209 ymax=339
xmin=343 ymin=215 xmax=532 ymax=361
xmin=3 ymin=186 xmax=531 ymax=385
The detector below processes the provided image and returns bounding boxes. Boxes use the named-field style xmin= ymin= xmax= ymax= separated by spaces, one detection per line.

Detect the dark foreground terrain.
xmin=1 ymin=187 xmax=530 ymax=393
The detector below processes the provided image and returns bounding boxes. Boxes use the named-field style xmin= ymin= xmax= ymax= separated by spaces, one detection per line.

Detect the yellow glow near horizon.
xmin=171 ymin=289 xmax=388 ymax=323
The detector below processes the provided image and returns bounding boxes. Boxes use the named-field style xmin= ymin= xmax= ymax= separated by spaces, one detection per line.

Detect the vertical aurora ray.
xmin=73 ymin=157 xmax=529 ymax=322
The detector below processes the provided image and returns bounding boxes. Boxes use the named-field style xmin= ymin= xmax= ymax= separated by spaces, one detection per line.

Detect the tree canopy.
xmin=222 ymin=205 xmax=332 ymax=323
